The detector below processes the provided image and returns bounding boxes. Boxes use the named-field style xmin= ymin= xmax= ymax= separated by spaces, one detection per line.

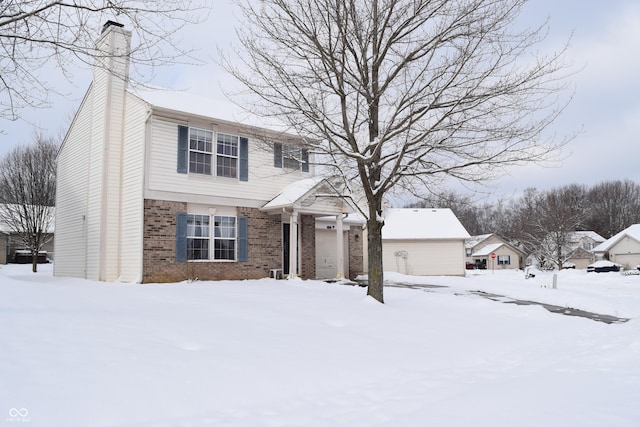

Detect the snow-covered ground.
xmin=1 ymin=264 xmax=639 ymax=427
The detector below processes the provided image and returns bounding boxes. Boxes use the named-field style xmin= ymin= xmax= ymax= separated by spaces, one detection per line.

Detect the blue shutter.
xmin=238 ymin=216 xmax=248 ymax=262
xmin=239 ymin=137 xmax=249 ymax=181
xmin=177 ymin=125 xmax=189 ymax=174
xmin=301 ymin=148 xmax=309 ymax=172
xmin=274 ymin=143 xmax=282 ymax=168
xmin=176 ymin=212 xmax=187 ymax=262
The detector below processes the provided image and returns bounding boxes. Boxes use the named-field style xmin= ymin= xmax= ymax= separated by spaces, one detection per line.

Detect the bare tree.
xmin=225 ymin=0 xmax=572 ymax=302
xmin=517 ymin=185 xmax=586 ymax=269
xmin=0 ymin=134 xmax=58 ymax=272
xmin=585 ymin=180 xmax=640 ymax=238
xmin=0 ymin=0 xmax=210 ymax=122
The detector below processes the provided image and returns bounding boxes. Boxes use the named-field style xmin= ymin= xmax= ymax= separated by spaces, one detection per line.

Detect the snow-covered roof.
xmin=261 ymin=177 xmax=324 ymax=211
xmin=381 ymin=208 xmax=470 ymax=240
xmin=316 ymin=213 xmax=366 ymax=225
xmin=592 ymin=224 xmax=640 ymax=252
xmin=130 ymin=88 xmax=287 ymax=132
xmin=472 ymin=243 xmax=504 ymax=257
xmin=568 ymin=231 xmax=606 ymax=244
xmin=465 ymin=234 xmax=492 ymax=249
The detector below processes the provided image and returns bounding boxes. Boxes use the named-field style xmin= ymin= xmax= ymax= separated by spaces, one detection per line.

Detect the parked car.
xmin=587 ymin=260 xmax=621 ymax=273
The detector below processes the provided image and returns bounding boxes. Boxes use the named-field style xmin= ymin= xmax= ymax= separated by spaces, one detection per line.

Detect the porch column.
xmin=336 ymin=214 xmax=344 ymax=279
xmin=288 ymin=211 xmax=298 ymax=279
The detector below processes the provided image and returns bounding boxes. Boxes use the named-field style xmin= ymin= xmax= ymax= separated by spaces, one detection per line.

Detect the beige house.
xmin=54 ymin=22 xmax=361 ymax=283
xmin=592 ymin=224 xmax=640 ymax=270
xmin=564 ymin=231 xmax=605 ymax=269
xmin=381 ymin=208 xmax=470 ymax=276
xmin=465 ymin=234 xmax=526 ymax=270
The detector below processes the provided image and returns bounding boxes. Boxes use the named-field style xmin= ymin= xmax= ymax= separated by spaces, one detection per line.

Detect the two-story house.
xmin=54 ymin=21 xmax=361 ymax=283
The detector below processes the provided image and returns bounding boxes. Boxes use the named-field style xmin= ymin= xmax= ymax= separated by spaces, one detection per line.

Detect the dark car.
xmin=587 ymin=261 xmax=621 ymax=273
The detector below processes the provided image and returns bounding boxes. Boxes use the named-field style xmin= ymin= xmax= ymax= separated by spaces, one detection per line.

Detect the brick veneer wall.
xmin=142 ymin=199 xmax=348 ymax=282
xmin=299 ymin=214 xmax=316 ymax=279
xmin=348 ymin=227 xmax=364 ymax=280
xmin=143 ymin=199 xmax=296 ymax=283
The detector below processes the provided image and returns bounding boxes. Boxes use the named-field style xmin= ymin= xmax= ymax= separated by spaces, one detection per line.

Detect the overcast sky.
xmin=1 ymin=0 xmax=638 ymax=201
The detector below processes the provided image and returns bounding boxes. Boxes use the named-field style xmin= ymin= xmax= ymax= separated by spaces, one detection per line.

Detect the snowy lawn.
xmin=1 ymin=264 xmax=639 ymax=427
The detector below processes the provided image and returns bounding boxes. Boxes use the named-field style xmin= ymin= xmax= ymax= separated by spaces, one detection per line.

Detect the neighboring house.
xmin=465 ymin=234 xmax=526 ymax=270
xmin=563 ymin=231 xmax=605 ymax=269
xmin=54 ymin=22 xmax=360 ymax=283
xmin=592 ymin=224 xmax=640 ymax=270
xmin=381 ymin=208 xmax=470 ymax=276
xmin=0 ymin=206 xmax=55 ymax=264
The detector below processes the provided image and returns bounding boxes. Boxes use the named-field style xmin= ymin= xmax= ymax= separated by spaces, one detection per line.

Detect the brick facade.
xmin=143 ymin=199 xmax=319 ymax=282
xmin=348 ymin=227 xmax=364 ymax=280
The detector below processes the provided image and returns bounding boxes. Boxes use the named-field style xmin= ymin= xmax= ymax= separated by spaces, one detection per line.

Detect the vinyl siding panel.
xmin=383 ymin=240 xmax=466 ymax=276
xmin=54 ymin=87 xmax=94 ymax=278
xmin=84 ymin=67 xmax=108 ymax=281
xmin=147 ymin=118 xmax=309 ymax=203
xmin=118 ymin=94 xmax=147 ymax=282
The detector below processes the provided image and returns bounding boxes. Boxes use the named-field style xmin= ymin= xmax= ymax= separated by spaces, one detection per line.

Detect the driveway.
xmin=382 ymin=281 xmax=630 ymax=324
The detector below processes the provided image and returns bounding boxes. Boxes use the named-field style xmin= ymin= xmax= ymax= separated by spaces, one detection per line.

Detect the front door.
xmin=282 ymin=222 xmax=300 ymax=276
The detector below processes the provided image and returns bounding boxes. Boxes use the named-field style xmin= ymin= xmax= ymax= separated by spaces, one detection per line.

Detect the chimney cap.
xmin=102 ymin=20 xmax=124 ymax=34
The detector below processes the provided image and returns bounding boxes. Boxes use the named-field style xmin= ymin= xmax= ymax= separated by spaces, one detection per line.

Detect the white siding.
xmin=54 ymin=88 xmax=93 ymax=278
xmin=147 ymin=118 xmax=311 ymax=204
xmin=118 ymin=94 xmax=148 ymax=282
xmin=383 ymin=240 xmax=466 ymax=276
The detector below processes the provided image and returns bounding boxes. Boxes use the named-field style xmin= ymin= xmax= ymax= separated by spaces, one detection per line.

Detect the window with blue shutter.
xmin=239 ymin=137 xmax=249 ymax=181
xmin=177 ymin=125 xmax=189 ymax=174
xmin=274 ymin=142 xmax=282 ymax=168
xmin=301 ymin=148 xmax=309 ymax=172
xmin=176 ymin=212 xmax=188 ymax=262
xmin=237 ymin=216 xmax=248 ymax=262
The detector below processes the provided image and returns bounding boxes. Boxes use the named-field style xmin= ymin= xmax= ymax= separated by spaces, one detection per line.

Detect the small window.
xmin=497 ymin=255 xmax=510 ymax=265
xmin=274 ymin=143 xmax=309 ymax=172
xmin=216 ymin=133 xmax=238 ymax=178
xmin=187 ymin=214 xmax=210 ymax=260
xmin=189 ymin=128 xmax=213 ymax=175
xmin=214 ymin=216 xmax=236 ymax=260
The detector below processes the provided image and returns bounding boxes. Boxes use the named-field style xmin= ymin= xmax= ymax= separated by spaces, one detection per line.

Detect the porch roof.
xmin=261 ymin=177 xmax=355 ymax=216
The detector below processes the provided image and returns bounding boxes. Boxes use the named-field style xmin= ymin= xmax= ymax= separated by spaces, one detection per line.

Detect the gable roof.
xmin=567 ymin=230 xmax=606 ymax=244
xmin=261 ymin=177 xmax=355 ymax=216
xmin=381 ymin=208 xmax=470 ymax=240
xmin=465 ymin=234 xmax=493 ymax=249
xmin=472 ymin=243 xmax=504 ymax=257
xmin=592 ymin=224 xmax=640 ymax=252
xmin=130 ymin=88 xmax=288 ymax=133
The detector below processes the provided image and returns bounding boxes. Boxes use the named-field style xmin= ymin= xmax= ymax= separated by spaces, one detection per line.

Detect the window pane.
xmin=214 ymin=216 xmax=236 ymax=238
xmin=188 ymin=128 xmax=213 ymax=175
xmin=216 ymin=156 xmax=237 ymax=178
xmin=282 ymin=144 xmax=301 ymax=170
xmin=214 ymin=239 xmax=236 ymax=260
xmin=187 ymin=214 xmax=210 ymax=260
xmin=216 ymin=133 xmax=238 ymax=178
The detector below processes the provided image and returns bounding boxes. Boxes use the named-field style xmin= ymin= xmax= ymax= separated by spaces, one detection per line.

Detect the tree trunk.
xmin=367 ymin=217 xmax=384 ymax=303
xmin=31 ymin=250 xmax=38 ymax=273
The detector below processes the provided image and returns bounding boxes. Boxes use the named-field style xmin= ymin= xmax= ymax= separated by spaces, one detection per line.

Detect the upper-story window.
xmin=274 ymin=142 xmax=309 ymax=172
xmin=178 ymin=125 xmax=248 ymax=181
xmin=189 ymin=128 xmax=213 ymax=175
xmin=216 ymin=133 xmax=238 ymax=178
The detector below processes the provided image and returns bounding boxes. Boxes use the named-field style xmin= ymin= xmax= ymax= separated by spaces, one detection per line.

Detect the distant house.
xmin=0 ymin=205 xmax=55 ymax=264
xmin=592 ymin=224 xmax=640 ymax=270
xmin=563 ymin=231 xmax=605 ymax=269
xmin=465 ymin=234 xmax=526 ymax=270
xmin=54 ymin=22 xmax=361 ymax=283
xmin=381 ymin=208 xmax=470 ymax=276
